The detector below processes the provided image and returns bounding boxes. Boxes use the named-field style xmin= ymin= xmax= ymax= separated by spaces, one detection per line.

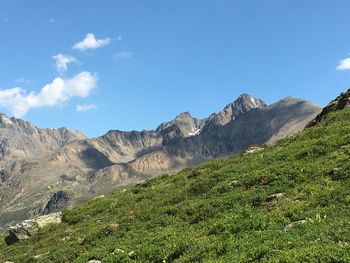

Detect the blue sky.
xmin=1 ymin=0 xmax=350 ymax=137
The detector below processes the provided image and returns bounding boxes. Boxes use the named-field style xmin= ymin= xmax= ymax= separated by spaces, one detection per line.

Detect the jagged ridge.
xmin=0 ymin=94 xmax=321 ymax=229
xmin=0 ymin=90 xmax=348 ymax=262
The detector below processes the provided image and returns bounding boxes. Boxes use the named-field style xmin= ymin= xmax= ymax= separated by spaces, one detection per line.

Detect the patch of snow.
xmin=188 ymin=127 xmax=201 ymax=136
xmin=250 ymin=97 xmax=258 ymax=107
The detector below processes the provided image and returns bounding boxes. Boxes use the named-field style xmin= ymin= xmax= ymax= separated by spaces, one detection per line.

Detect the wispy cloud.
xmin=53 ymin=54 xmax=78 ymax=74
xmin=73 ymin=33 xmax=111 ymax=51
xmin=0 ymin=72 xmax=97 ymax=118
xmin=336 ymin=57 xmax=350 ymax=71
xmin=14 ymin=78 xmax=32 ymax=84
xmin=76 ymin=103 xmax=98 ymax=112
xmin=113 ymin=51 xmax=133 ymax=60
xmin=49 ymin=18 xmax=56 ymax=24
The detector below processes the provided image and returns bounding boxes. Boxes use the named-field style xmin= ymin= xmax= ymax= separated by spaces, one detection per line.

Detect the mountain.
xmin=202 ymin=93 xmax=266 ymax=131
xmin=0 ymin=94 xmax=321 ymax=229
xmin=1 ymin=90 xmax=349 ymax=262
xmin=0 ymin=113 xmax=86 ymax=164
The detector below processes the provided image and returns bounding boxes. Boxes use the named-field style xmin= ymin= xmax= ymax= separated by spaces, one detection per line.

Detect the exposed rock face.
xmin=203 ymin=94 xmax=266 ymax=131
xmin=43 ymin=191 xmax=69 ymax=214
xmin=0 ymin=113 xmax=86 ymax=163
xmin=0 ymin=169 xmax=10 ymax=184
xmin=4 ymin=212 xmax=61 ymax=245
xmin=0 ymin=94 xmax=321 ymax=228
xmin=307 ymin=88 xmax=350 ymax=127
xmin=157 ymin=112 xmax=205 ymax=144
xmin=164 ymin=97 xmax=321 ymax=160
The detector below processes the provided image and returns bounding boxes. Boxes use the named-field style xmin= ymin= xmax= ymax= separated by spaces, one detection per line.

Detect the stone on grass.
xmin=4 ymin=212 xmax=61 ymax=245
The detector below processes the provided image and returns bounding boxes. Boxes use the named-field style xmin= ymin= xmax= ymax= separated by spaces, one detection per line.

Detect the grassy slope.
xmin=1 ymin=109 xmax=350 ymax=262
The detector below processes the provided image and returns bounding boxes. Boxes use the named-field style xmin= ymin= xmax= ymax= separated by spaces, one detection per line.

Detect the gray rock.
xmin=43 ymin=191 xmax=69 ymax=214
xmin=270 ymin=192 xmax=284 ymax=199
xmin=242 ymin=145 xmax=265 ymax=155
xmin=0 ymin=169 xmax=10 ymax=184
xmin=5 ymin=212 xmax=61 ymax=245
xmin=307 ymin=88 xmax=350 ymax=127
xmin=284 ymin=220 xmax=307 ymax=231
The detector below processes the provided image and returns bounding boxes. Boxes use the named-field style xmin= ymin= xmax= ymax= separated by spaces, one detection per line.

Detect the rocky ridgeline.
xmin=0 ymin=94 xmax=322 ymax=229
xmin=4 ymin=212 xmax=62 ymax=245
xmin=0 ymin=113 xmax=86 ymax=163
xmin=307 ymin=88 xmax=350 ymax=127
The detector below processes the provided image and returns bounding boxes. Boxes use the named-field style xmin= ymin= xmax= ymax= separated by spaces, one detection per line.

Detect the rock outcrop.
xmin=43 ymin=191 xmax=69 ymax=214
xmin=4 ymin=212 xmax=62 ymax=245
xmin=306 ymin=88 xmax=350 ymax=127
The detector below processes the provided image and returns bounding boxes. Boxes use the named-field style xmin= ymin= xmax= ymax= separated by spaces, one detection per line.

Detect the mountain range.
xmin=0 ymin=94 xmax=321 ymax=229
xmin=2 ymin=89 xmax=350 ymax=262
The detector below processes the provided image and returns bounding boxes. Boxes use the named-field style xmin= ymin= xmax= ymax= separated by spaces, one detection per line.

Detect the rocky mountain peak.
xmin=0 ymin=94 xmax=322 ymax=229
xmin=156 ymin=111 xmax=204 ymax=145
xmin=157 ymin=112 xmax=194 ymax=131
xmin=0 ymin=113 xmax=86 ymax=162
xmin=203 ymin=94 xmax=266 ymax=131
xmin=234 ymin=93 xmax=266 ymax=109
xmin=176 ymin=111 xmax=192 ymax=119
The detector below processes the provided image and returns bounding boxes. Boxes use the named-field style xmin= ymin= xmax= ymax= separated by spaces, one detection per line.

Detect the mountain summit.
xmin=3 ymin=90 xmax=350 ymax=262
xmin=203 ymin=94 xmax=266 ymax=131
xmin=0 ymin=94 xmax=321 ymax=228
xmin=0 ymin=113 xmax=86 ymax=163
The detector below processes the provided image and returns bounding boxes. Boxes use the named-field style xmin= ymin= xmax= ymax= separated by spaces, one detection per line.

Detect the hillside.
xmin=1 ymin=94 xmax=349 ymax=262
xmin=0 ymin=94 xmax=320 ymax=229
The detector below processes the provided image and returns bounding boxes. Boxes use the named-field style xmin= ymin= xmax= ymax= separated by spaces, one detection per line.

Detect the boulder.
xmin=267 ymin=192 xmax=284 ymax=201
xmin=4 ymin=212 xmax=61 ymax=245
xmin=284 ymin=219 xmax=307 ymax=231
xmin=242 ymin=145 xmax=265 ymax=155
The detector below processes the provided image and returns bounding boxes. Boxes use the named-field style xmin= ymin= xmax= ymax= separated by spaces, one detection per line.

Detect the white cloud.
xmin=113 ymin=51 xmax=133 ymax=60
xmin=117 ymin=35 xmax=123 ymax=41
xmin=49 ymin=18 xmax=56 ymax=24
xmin=336 ymin=57 xmax=350 ymax=71
xmin=53 ymin=54 xmax=78 ymax=73
xmin=73 ymin=33 xmax=111 ymax=51
xmin=0 ymin=72 xmax=97 ymax=118
xmin=76 ymin=103 xmax=98 ymax=112
xmin=14 ymin=78 xmax=32 ymax=84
